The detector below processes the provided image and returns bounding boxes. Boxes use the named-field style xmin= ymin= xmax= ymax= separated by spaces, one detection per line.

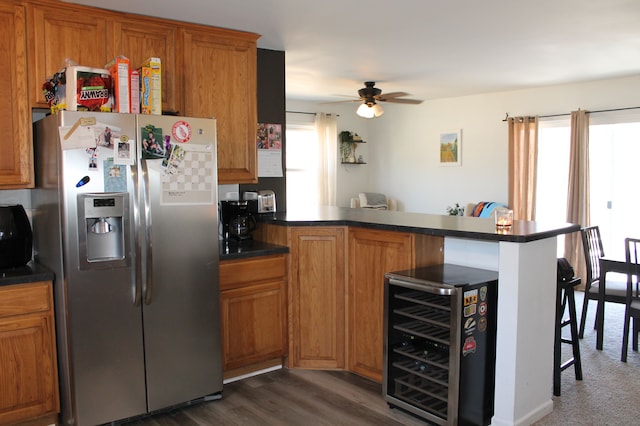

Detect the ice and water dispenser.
xmin=77 ymin=193 xmax=129 ymax=269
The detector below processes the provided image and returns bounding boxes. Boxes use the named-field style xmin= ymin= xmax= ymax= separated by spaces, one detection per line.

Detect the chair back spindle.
xmin=582 ymin=226 xmax=604 ymax=285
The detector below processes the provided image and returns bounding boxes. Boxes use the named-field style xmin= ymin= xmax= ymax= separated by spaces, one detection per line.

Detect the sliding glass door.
xmin=536 ymin=111 xmax=640 ymax=258
xmin=589 ymin=120 xmax=640 ymax=259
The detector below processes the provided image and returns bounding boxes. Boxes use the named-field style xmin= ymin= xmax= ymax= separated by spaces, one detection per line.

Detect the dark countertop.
xmin=0 ymin=262 xmax=55 ymax=286
xmin=219 ymin=239 xmax=289 ymax=261
xmin=259 ymin=206 xmax=580 ymax=243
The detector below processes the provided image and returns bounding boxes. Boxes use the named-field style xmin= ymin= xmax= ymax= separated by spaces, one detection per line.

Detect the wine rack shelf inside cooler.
xmin=387 ymin=284 xmax=455 ymax=424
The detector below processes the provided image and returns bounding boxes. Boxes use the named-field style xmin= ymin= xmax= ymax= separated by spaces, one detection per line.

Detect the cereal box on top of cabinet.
xmin=138 ymin=57 xmax=161 ymax=115
xmin=105 ymin=56 xmax=130 ymax=113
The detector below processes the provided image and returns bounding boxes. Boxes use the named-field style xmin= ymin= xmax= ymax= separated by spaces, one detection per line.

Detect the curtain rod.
xmin=502 ymin=106 xmax=640 ymax=121
xmin=286 ymin=110 xmax=315 ymax=115
xmin=286 ymin=110 xmax=340 ymax=117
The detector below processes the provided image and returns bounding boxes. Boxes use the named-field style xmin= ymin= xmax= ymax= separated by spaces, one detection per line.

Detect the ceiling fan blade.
xmin=380 ymin=98 xmax=424 ymax=104
xmin=320 ymin=98 xmax=361 ymax=104
xmin=376 ymin=91 xmax=410 ymax=99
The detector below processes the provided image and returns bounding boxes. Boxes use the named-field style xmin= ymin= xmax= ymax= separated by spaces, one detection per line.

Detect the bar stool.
xmin=554 ymin=276 xmax=583 ymax=396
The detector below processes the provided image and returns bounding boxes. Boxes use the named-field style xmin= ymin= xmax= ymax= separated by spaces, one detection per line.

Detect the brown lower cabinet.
xmin=288 ymin=227 xmax=347 ymax=369
xmin=219 ymin=254 xmax=287 ymax=378
xmin=0 ymin=281 xmax=59 ymax=425
xmin=256 ymin=224 xmax=444 ymax=382
xmin=347 ymin=228 xmax=416 ymax=382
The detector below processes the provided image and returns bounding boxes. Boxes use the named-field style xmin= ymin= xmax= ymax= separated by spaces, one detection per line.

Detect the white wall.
xmin=288 ymin=74 xmax=640 ymax=214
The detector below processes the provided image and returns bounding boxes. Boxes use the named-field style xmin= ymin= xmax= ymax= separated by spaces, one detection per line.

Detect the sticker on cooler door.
xmin=478 ymin=302 xmax=488 ymax=316
xmin=480 ymin=286 xmax=487 ymax=302
xmin=464 ymin=317 xmax=477 ymax=335
xmin=172 ymin=121 xmax=192 ymax=143
xmin=463 ymin=336 xmax=477 ymax=356
xmin=464 ymin=304 xmax=476 ymax=317
xmin=464 ymin=289 xmax=478 ymax=306
xmin=478 ymin=317 xmax=487 ymax=332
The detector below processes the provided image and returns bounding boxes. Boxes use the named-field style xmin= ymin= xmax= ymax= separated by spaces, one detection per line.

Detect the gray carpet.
xmin=533 ymin=291 xmax=640 ymax=425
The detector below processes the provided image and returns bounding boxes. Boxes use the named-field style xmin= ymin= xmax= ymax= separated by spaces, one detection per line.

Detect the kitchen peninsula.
xmin=254 ymin=206 xmax=580 ymax=426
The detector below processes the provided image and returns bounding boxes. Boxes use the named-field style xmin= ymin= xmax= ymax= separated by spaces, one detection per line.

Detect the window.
xmin=286 ymin=115 xmax=319 ymax=211
xmin=536 ymin=110 xmax=640 ymax=258
xmin=536 ymin=118 xmax=571 ymax=256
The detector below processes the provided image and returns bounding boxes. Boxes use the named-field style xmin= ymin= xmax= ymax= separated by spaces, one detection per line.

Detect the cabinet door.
xmin=28 ymin=2 xmax=110 ymax=106
xmin=220 ymin=281 xmax=286 ymax=372
xmin=0 ymin=1 xmax=32 ymax=188
xmin=348 ymin=228 xmax=415 ymax=382
xmin=0 ymin=282 xmax=58 ymax=424
xmin=219 ymin=254 xmax=287 ymax=375
xmin=110 ymin=18 xmax=180 ymax=114
xmin=182 ymin=28 xmax=259 ymax=184
xmin=289 ymin=227 xmax=346 ymax=369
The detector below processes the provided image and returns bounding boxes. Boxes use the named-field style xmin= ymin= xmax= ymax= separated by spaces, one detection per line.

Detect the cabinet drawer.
xmin=0 ymin=281 xmax=52 ymax=318
xmin=220 ymin=255 xmax=286 ymax=290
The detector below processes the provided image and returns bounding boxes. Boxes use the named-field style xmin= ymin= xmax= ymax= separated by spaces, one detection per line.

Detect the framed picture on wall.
xmin=439 ymin=130 xmax=462 ymax=166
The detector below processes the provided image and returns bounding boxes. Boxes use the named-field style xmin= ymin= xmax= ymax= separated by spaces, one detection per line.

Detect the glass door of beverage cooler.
xmin=383 ymin=264 xmax=498 ymax=426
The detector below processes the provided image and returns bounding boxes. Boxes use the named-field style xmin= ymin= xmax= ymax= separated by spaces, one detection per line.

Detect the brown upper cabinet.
xmin=14 ymin=0 xmax=259 ymax=187
xmin=28 ymin=1 xmax=111 ymax=107
xmin=0 ymin=1 xmax=32 ymax=188
xmin=109 ymin=17 xmax=181 ymax=115
xmin=182 ymin=27 xmax=259 ymax=184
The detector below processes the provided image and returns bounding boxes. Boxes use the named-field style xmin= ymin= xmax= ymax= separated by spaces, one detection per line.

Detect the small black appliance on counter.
xmin=219 ymin=200 xmax=257 ymax=241
xmin=0 ymin=204 xmax=33 ymax=269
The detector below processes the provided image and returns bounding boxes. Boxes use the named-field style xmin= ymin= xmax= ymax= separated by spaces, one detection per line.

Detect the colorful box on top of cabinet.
xmin=138 ymin=57 xmax=161 ymax=115
xmin=105 ymin=56 xmax=131 ymax=113
xmin=43 ymin=66 xmax=114 ymax=112
xmin=130 ymin=69 xmax=140 ymax=114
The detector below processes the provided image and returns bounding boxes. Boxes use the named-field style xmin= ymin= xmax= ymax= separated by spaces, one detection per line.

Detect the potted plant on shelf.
xmin=446 ymin=203 xmax=465 ymax=216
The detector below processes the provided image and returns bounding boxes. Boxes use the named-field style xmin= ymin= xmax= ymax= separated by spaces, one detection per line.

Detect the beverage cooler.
xmin=383 ymin=264 xmax=498 ymax=426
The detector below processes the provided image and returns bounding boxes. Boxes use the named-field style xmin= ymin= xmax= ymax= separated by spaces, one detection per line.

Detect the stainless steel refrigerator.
xmin=31 ymin=111 xmax=222 ymax=426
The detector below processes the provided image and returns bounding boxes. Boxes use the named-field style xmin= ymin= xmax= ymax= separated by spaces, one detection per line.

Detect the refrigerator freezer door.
xmin=136 ymin=115 xmax=222 ymax=410
xmin=33 ymin=111 xmax=147 ymax=426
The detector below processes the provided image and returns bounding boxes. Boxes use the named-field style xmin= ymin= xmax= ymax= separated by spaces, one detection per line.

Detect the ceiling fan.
xmin=349 ymin=81 xmax=423 ymax=118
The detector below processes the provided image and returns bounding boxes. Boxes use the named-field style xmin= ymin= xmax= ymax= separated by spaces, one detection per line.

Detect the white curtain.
xmin=315 ymin=113 xmax=337 ymax=206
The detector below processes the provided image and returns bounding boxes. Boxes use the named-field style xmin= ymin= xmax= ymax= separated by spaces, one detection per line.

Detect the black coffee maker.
xmin=219 ymin=200 xmax=257 ymax=241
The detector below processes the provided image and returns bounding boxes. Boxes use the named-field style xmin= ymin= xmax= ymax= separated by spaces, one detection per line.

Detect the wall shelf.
xmin=339 ymin=131 xmax=366 ymax=164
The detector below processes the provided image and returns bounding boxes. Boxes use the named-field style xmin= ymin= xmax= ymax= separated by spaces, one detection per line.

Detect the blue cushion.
xmin=470 ymin=201 xmax=506 ymax=218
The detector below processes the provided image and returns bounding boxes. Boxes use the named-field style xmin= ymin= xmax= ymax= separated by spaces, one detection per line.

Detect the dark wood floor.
xmin=122 ymin=368 xmax=427 ymax=426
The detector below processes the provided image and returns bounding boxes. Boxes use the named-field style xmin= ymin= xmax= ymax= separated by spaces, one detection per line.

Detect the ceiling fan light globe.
xmin=372 ymin=104 xmax=384 ymax=117
xmin=357 ymin=103 xmax=375 ymax=118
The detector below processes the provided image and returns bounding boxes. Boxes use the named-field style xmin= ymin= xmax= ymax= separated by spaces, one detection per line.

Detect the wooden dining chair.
xmin=622 ymin=237 xmax=640 ymax=362
xmin=578 ymin=226 xmax=628 ymax=338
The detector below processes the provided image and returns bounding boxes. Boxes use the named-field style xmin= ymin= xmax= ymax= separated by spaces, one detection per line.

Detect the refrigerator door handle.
xmin=141 ymin=159 xmax=154 ymax=305
xmin=132 ymin=164 xmax=142 ymax=307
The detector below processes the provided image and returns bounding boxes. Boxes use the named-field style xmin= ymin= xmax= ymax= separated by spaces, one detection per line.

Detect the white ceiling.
xmin=66 ymin=0 xmax=640 ymax=103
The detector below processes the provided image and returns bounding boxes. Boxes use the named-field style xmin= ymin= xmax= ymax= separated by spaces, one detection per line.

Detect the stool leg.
xmin=578 ymin=295 xmax=589 ymax=339
xmin=566 ymin=286 xmax=582 ymax=380
xmin=553 ymin=285 xmax=563 ymax=396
